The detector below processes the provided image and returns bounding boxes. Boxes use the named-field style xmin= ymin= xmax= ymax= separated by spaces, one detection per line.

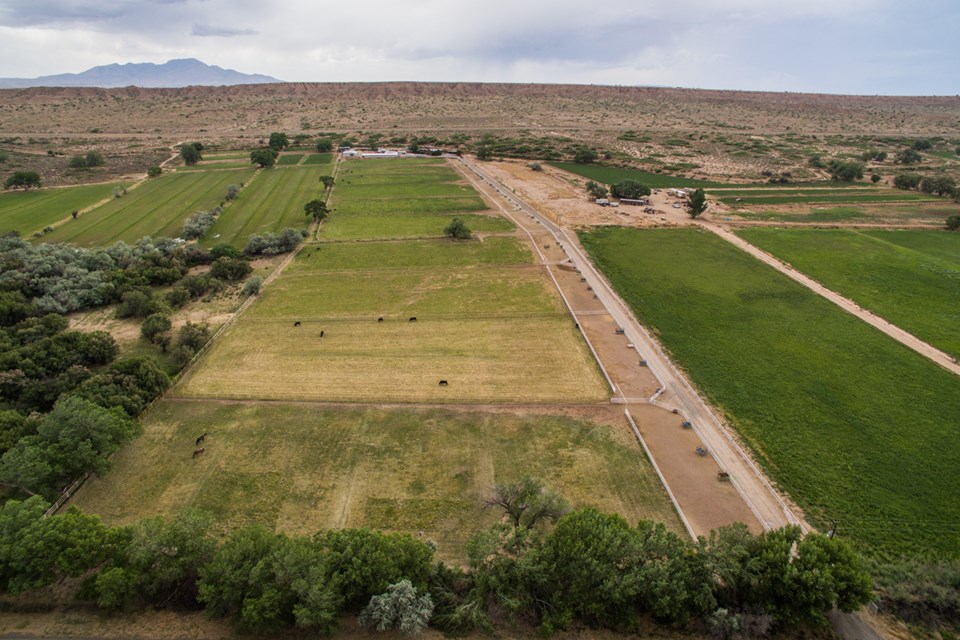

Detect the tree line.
xmin=0 ymin=477 xmax=883 ymax=637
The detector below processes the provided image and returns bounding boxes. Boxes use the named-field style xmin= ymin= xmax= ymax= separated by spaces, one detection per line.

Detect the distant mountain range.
xmin=0 ymin=58 xmax=281 ymax=88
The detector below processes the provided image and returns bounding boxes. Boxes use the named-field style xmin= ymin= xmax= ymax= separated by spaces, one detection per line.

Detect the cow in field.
xmin=409 ymin=317 xmax=417 ymax=322
xmin=195 ymin=433 xmax=206 ymax=446
xmin=378 ymin=317 xmax=384 ymax=322
xmin=192 ymin=447 xmax=205 ymax=458
xmin=294 ymin=321 xmax=301 ymax=327
xmin=439 ymin=380 xmax=448 ymax=386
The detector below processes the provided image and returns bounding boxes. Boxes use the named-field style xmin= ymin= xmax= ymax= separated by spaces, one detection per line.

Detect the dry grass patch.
xmin=175 ymin=315 xmax=607 ymax=403
xmin=71 ymin=401 xmax=682 ymax=563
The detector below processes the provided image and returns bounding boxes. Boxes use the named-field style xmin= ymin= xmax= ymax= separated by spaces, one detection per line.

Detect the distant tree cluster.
xmin=68 ymin=150 xmax=105 ymax=170
xmin=893 ymin=172 xmax=956 ymax=197
xmin=610 ymin=179 xmax=651 ymax=199
xmin=180 ymin=142 xmax=203 ymax=166
xmin=827 ymin=159 xmax=866 ymax=182
xmin=3 ymin=171 xmax=41 ymax=190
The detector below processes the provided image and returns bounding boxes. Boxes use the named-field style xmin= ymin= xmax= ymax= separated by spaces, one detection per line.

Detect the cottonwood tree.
xmin=180 ymin=144 xmax=202 ymax=166
xmin=250 ymin=148 xmax=277 ymax=168
xmin=486 ymin=476 xmax=569 ymax=529
xmin=304 ymin=199 xmax=329 ymax=223
xmin=610 ymin=179 xmax=650 ymax=199
xmin=3 ymin=172 xmax=41 ymax=190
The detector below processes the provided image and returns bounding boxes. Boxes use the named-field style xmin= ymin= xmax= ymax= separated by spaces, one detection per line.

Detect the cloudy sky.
xmin=0 ymin=0 xmax=956 ymax=95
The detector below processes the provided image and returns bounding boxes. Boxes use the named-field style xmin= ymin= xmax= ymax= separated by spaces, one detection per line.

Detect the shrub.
xmin=182 ymin=208 xmax=220 ymax=240
xmin=140 ymin=313 xmax=171 ymax=344
xmin=209 ymin=257 xmax=252 ymax=282
xmin=242 ymin=276 xmax=264 ymax=297
xmin=226 ymin=184 xmax=239 ymax=200
xmin=360 ymin=580 xmax=434 ymax=635
xmin=85 ymin=150 xmax=105 ymax=167
xmin=528 ymin=162 xmax=542 ymax=171
xmin=146 ymin=166 xmax=162 ymax=178
xmin=165 ymin=287 xmax=191 ymax=309
xmin=947 ymin=214 xmax=960 ymax=231
xmin=69 ymin=155 xmax=87 ymax=169
xmin=244 ymin=228 xmax=302 ymax=256
xmin=444 ymin=218 xmax=471 ymax=240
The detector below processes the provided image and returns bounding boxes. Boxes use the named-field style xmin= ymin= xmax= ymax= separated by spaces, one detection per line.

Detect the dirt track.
xmin=455 ymin=156 xmax=786 ymax=535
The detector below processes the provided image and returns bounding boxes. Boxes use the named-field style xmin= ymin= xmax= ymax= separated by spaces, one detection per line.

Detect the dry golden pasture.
xmin=72 ymin=400 xmax=683 ymax=563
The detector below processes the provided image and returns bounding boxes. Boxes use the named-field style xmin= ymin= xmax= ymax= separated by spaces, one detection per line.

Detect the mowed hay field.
xmin=323 ymin=158 xmax=512 ymax=241
xmin=0 ymin=182 xmax=129 ymax=236
xmin=580 ymin=227 xmax=960 ymax=557
xmin=177 ymin=237 xmax=608 ymax=403
xmin=41 ymin=169 xmax=255 ymax=246
xmin=72 ymin=401 xmax=683 ymax=562
xmin=205 ymin=160 xmax=334 ymax=247
xmin=737 ymin=228 xmax=960 ymax=359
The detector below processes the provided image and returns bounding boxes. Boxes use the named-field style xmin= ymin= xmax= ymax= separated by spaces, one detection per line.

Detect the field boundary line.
xmin=460 ymin=155 xmax=809 ymax=535
xmin=706 ymin=223 xmax=960 ymax=376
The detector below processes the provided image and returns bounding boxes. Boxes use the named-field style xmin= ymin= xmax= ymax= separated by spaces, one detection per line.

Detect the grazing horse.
xmin=192 ymin=447 xmax=205 ymax=458
xmin=377 ymin=317 xmax=384 ymax=322
xmin=195 ymin=433 xmax=206 ymax=446
xmin=409 ymin=317 xmax=417 ymax=322
xmin=438 ymin=380 xmax=448 ymax=386
xmin=320 ymin=330 xmax=325 ymax=337
xmin=294 ymin=321 xmax=301 ymax=327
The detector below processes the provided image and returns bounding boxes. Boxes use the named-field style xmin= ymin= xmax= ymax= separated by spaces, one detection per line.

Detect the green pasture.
xmin=0 ymin=182 xmax=127 ymax=236
xmin=73 ymin=401 xmax=681 ymax=562
xmin=331 ymin=196 xmax=488 ymax=216
xmin=719 ymin=192 xmax=938 ymax=206
xmin=290 ymin=236 xmax=533 ymax=273
xmin=246 ymin=266 xmax=562 ymax=321
xmin=320 ymin=212 xmax=512 ymax=241
xmin=335 ymin=182 xmax=478 ymax=199
xmin=41 ymin=170 xmax=254 ymax=246
xmin=277 ymin=154 xmax=304 ymax=166
xmin=205 ymin=166 xmax=329 ymax=247
xmin=302 ymin=153 xmax=334 ymax=165
xmin=579 ymin=226 xmax=960 ymax=557
xmin=549 ymin=162 xmax=722 ymax=188
xmin=732 ymin=206 xmax=948 ymax=223
xmin=737 ymin=228 xmax=960 ymax=358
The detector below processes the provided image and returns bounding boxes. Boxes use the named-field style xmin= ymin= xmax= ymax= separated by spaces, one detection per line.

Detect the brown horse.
xmin=192 ymin=447 xmax=205 ymax=458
